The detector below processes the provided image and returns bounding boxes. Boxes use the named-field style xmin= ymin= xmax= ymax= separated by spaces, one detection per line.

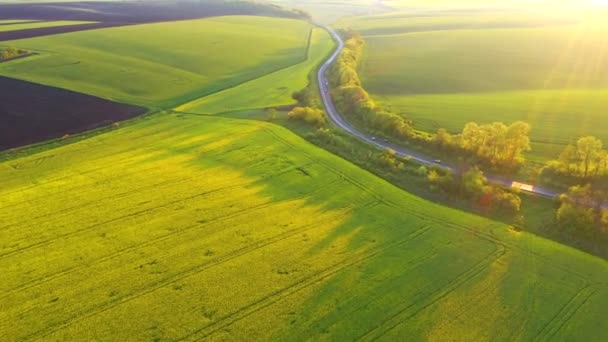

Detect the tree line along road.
xmin=314 ymin=23 xmax=558 ymax=199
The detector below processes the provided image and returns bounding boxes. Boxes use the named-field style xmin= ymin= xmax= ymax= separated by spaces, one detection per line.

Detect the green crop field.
xmin=0 ymin=20 xmax=41 ymax=25
xmin=268 ymin=0 xmax=388 ymax=23
xmin=0 ymin=16 xmax=312 ymax=108
xmin=176 ymin=27 xmax=334 ymax=114
xmin=0 ymin=20 xmax=94 ymax=32
xmin=382 ymin=0 xmax=606 ymax=9
xmin=1 ymin=113 xmax=606 ymax=340
xmin=338 ymin=9 xmax=608 ymax=163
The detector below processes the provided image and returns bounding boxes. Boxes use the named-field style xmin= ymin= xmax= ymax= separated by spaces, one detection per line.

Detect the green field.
xmin=0 ymin=20 xmax=93 ymax=32
xmin=382 ymin=0 xmax=607 ymax=9
xmin=0 ymin=16 xmax=312 ymax=108
xmin=338 ymin=9 xmax=608 ymax=162
xmin=268 ymin=0 xmax=388 ymax=23
xmin=0 ymin=20 xmax=40 ymax=25
xmin=176 ymin=27 xmax=334 ymax=114
xmin=1 ymin=113 xmax=606 ymax=340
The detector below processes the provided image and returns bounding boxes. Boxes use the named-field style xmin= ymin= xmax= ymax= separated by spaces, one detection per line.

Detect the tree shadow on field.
xmin=28 ymin=113 xmax=603 ymax=341
xmin=123 ymin=114 xmax=467 ymax=338
xmin=126 ymin=114 xmax=607 ymax=341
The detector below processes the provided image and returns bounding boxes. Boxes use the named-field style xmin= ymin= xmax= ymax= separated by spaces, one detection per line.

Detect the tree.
xmin=557 ymin=203 xmax=595 ymax=235
xmin=576 ymin=136 xmax=602 ymax=178
xmin=461 ymin=167 xmax=487 ymax=198
xmin=434 ymin=128 xmax=453 ymax=149
xmin=504 ymin=121 xmax=531 ymax=166
xmin=456 ymin=121 xmax=530 ymax=169
xmin=542 ymin=136 xmax=608 ymax=181
xmin=557 ymin=144 xmax=577 ymax=175
xmin=556 ymin=184 xmax=608 ymax=237
xmin=287 ymin=107 xmax=325 ymax=127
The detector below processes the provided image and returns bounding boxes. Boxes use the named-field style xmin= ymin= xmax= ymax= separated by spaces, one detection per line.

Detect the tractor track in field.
xmin=0 ymin=162 xmax=175 ymax=211
xmin=263 ymin=126 xmax=389 ymax=204
xmin=358 ymin=243 xmax=507 ymax=341
xmin=0 ymin=177 xmax=347 ymax=300
xmin=252 ymin=121 xmax=596 ymax=316
xmin=0 ymin=143 xmax=312 ymax=231
xmin=0 ymin=170 xmax=245 ymax=233
xmin=0 ymin=178 xmax=260 ymax=260
xmin=20 ymin=198 xmax=373 ymax=341
xmin=533 ymin=285 xmax=599 ymax=342
xmin=252 ymin=122 xmax=593 ymax=291
xmin=177 ymin=225 xmax=433 ymax=341
xmin=1 ymin=176 xmax=349 ymax=323
xmin=281 ymin=237 xmax=468 ymax=337
xmin=0 ymin=160 xmax=333 ymax=260
xmin=1 ymin=126 xmax=259 ymax=187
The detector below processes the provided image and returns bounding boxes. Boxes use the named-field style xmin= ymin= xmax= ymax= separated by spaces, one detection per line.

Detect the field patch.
xmin=0 ymin=16 xmax=312 ymax=107
xmin=0 ymin=114 xmax=606 ymax=340
xmin=0 ymin=76 xmax=145 ymax=151
xmin=0 ymin=20 xmax=94 ymax=33
xmin=0 ymin=0 xmax=308 ymax=23
xmin=338 ymin=10 xmax=608 ymax=161
xmin=176 ymin=27 xmax=334 ymax=114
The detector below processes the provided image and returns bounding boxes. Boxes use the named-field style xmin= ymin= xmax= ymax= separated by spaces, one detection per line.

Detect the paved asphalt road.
xmin=315 ymin=24 xmax=558 ymax=199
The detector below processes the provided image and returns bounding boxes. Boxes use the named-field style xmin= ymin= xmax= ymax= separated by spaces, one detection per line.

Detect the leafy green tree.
xmin=288 ymin=107 xmax=325 ymax=127
xmin=462 ymin=167 xmax=487 ymax=198
xmin=576 ymin=136 xmax=603 ymax=178
xmin=556 ymin=184 xmax=608 ymax=237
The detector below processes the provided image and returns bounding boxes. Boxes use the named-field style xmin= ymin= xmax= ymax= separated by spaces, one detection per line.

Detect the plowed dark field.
xmin=0 ymin=76 xmax=145 ymax=150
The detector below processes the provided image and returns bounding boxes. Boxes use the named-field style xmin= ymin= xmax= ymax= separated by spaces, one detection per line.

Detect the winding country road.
xmin=316 ymin=24 xmax=558 ymax=199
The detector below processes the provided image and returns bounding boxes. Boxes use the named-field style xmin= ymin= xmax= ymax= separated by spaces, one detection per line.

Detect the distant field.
xmin=0 ymin=20 xmax=37 ymax=25
xmin=381 ymin=0 xmax=605 ymax=9
xmin=177 ymin=27 xmax=334 ymax=114
xmin=338 ymin=10 xmax=608 ymax=162
xmin=0 ymin=16 xmax=312 ymax=108
xmin=0 ymin=20 xmax=93 ymax=32
xmin=268 ymin=0 xmax=389 ymax=23
xmin=1 ymin=113 xmax=606 ymax=340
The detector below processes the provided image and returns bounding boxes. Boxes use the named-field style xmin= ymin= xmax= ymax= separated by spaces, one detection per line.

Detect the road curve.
xmin=315 ymin=24 xmax=558 ymax=199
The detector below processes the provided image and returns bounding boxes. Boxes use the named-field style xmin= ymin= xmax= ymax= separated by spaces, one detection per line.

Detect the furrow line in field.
xmin=0 ymin=180 xmax=253 ymax=261
xmin=400 ymin=208 xmax=591 ymax=282
xmin=359 ymin=243 xmax=507 ymax=341
xmin=533 ymin=285 xmax=597 ymax=342
xmin=24 ymin=200 xmax=370 ymax=341
xmin=0 ymin=172 xmax=208 ymax=228
xmin=0 ymin=126 xmax=258 ymax=196
xmin=0 ymin=162 xmax=169 ymax=211
xmin=1 ymin=159 xmax=316 ymax=241
xmin=285 ymin=241 xmax=453 ymax=338
xmin=0 ymin=178 xmax=349 ymax=329
xmin=263 ymin=127 xmax=386 ymax=202
xmin=0 ymin=177 xmax=346 ymax=298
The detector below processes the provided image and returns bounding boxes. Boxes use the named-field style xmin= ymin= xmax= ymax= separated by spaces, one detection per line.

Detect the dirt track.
xmin=0 ymin=76 xmax=146 ymax=151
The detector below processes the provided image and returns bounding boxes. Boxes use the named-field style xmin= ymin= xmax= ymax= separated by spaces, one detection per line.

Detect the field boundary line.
xmin=173 ymin=27 xmax=315 ymax=113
